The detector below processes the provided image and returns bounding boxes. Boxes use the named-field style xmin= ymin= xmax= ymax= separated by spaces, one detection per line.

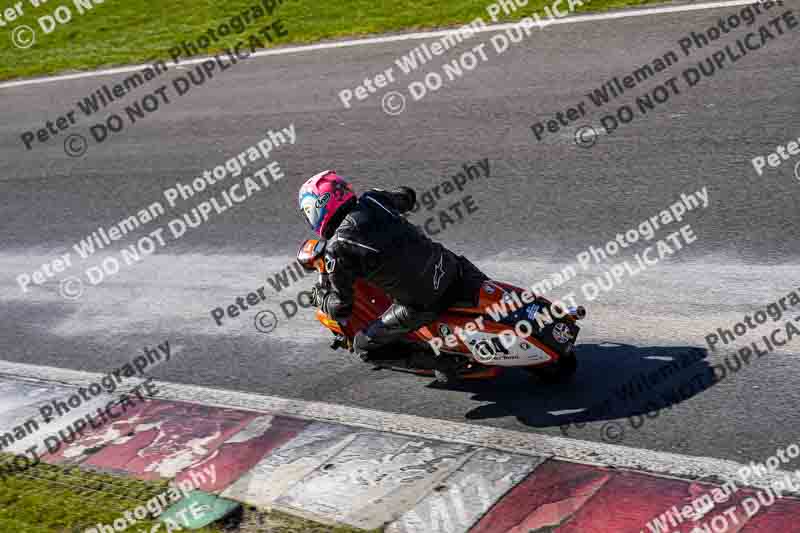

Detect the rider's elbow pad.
xmin=393 ymin=187 xmax=416 ymax=213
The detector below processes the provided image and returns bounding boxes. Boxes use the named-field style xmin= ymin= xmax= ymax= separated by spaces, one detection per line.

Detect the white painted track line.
xmin=0 ymin=0 xmax=760 ymax=90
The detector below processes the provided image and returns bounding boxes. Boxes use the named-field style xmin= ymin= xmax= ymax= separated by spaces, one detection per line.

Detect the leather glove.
xmin=310 ymin=283 xmax=328 ymax=309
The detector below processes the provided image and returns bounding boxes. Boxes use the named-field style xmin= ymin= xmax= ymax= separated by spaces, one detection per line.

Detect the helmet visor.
xmin=299 ymin=194 xmax=325 ymax=232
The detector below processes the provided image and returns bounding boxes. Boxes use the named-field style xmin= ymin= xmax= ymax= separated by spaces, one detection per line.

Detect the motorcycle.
xmin=297 ymin=239 xmax=586 ymax=383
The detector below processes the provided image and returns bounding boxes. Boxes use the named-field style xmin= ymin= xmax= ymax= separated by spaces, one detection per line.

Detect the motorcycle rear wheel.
xmin=527 ymin=350 xmax=577 ymax=384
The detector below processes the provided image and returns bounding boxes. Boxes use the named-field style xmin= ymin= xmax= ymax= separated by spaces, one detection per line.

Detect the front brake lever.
xmin=330 ymin=334 xmax=348 ymax=350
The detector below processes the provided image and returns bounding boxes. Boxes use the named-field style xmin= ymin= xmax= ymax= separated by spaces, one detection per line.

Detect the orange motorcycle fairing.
xmin=297 ymin=238 xmax=583 ymax=379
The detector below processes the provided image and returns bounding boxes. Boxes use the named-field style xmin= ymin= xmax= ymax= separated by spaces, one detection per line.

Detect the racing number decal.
xmin=491 ymin=338 xmax=510 ymax=354
xmin=474 ymin=338 xmax=510 ymax=357
xmin=464 ymin=331 xmax=551 ymax=365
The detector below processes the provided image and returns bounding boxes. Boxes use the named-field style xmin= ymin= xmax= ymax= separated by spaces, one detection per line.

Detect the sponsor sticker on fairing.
xmin=552 ymin=322 xmax=573 ymax=344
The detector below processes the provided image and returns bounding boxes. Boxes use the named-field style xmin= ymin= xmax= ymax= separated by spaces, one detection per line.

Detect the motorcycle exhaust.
xmin=567 ymin=306 xmax=587 ymax=320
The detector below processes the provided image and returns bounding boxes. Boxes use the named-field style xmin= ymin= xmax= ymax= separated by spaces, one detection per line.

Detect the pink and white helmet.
xmin=298 ymin=170 xmax=356 ymax=237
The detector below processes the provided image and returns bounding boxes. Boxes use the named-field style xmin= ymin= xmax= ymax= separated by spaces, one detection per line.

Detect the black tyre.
xmin=528 ymin=350 xmax=577 ymax=384
xmin=433 ymin=355 xmax=464 ymax=384
xmin=434 ymin=368 xmax=459 ymax=384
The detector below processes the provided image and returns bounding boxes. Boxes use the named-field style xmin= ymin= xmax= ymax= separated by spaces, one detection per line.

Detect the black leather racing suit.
xmin=318 ymin=187 xmax=488 ymax=355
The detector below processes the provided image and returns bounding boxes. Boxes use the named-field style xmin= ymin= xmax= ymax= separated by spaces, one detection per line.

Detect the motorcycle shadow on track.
xmin=437 ymin=343 xmax=714 ymax=428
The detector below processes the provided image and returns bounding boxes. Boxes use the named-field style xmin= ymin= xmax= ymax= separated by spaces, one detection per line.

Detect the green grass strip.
xmin=1 ymin=0 xmax=667 ymax=81
xmin=0 ymin=454 xmax=382 ymax=532
xmin=0 ymin=454 xmax=222 ymax=532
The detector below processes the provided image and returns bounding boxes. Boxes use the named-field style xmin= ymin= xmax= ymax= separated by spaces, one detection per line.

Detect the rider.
xmin=298 ymin=170 xmax=488 ymax=361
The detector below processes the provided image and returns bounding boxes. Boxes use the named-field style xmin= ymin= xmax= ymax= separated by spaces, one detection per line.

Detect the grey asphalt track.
xmin=1 ymin=3 xmax=799 ymax=469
